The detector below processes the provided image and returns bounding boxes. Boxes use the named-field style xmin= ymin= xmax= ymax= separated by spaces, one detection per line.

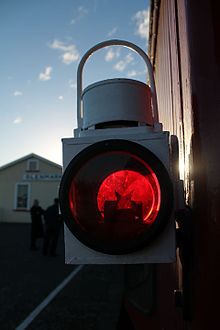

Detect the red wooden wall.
xmin=149 ymin=0 xmax=220 ymax=329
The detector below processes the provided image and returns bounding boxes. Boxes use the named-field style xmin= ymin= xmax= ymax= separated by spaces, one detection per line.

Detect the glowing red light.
xmin=97 ymin=169 xmax=161 ymax=224
xmin=69 ymin=184 xmax=75 ymax=217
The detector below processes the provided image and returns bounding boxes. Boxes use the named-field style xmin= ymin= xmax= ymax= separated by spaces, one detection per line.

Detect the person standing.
xmin=30 ymin=199 xmax=44 ymax=250
xmin=43 ymin=198 xmax=62 ymax=256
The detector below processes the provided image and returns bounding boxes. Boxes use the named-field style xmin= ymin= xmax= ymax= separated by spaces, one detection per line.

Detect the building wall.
xmin=0 ymin=157 xmax=61 ymax=223
xmin=150 ymin=0 xmax=220 ymax=329
xmin=186 ymin=1 xmax=220 ymax=329
xmin=148 ymin=1 xmax=191 ymax=329
xmin=153 ymin=0 xmax=192 ymax=187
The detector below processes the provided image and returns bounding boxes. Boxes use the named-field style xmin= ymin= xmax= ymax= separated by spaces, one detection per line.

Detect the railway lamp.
xmin=59 ymin=40 xmax=182 ymax=264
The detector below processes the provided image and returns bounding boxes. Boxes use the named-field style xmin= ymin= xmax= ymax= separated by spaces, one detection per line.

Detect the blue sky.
xmin=0 ymin=0 xmax=150 ymax=166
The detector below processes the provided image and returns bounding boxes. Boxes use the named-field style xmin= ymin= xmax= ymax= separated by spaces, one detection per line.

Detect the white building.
xmin=0 ymin=154 xmax=62 ymax=223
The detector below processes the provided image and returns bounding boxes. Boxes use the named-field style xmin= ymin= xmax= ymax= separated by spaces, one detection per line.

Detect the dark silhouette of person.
xmin=43 ymin=198 xmax=62 ymax=256
xmin=30 ymin=199 xmax=44 ymax=250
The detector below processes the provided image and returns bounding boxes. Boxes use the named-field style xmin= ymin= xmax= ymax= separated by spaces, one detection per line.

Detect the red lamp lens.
xmin=97 ymin=169 xmax=160 ymax=224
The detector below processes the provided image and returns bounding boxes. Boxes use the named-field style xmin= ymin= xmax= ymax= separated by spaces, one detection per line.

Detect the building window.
xmin=14 ymin=183 xmax=30 ymax=210
xmin=27 ymin=159 xmax=39 ymax=172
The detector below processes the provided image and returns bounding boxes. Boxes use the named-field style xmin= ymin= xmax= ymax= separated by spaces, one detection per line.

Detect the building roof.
xmin=0 ymin=153 xmax=62 ymax=171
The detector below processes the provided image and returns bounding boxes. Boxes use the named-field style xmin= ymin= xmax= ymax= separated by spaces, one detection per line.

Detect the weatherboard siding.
xmin=0 ymin=155 xmax=61 ymax=223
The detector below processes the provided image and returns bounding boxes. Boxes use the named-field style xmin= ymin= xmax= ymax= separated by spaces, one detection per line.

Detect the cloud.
xmin=39 ymin=66 xmax=52 ymax=81
xmin=127 ymin=70 xmax=138 ymax=78
xmin=13 ymin=117 xmax=22 ymax=124
xmin=107 ymin=26 xmax=118 ymax=37
xmin=58 ymin=95 xmax=63 ymax=100
xmin=68 ymin=79 xmax=77 ymax=89
xmin=114 ymin=53 xmax=134 ymax=72
xmin=49 ymin=39 xmax=79 ymax=65
xmin=133 ymin=9 xmax=150 ymax=40
xmin=49 ymin=39 xmax=73 ymax=52
xmin=62 ymin=51 xmax=78 ymax=64
xmin=127 ymin=69 xmax=147 ymax=78
xmin=13 ymin=90 xmax=23 ymax=96
xmin=105 ymin=47 xmax=121 ymax=62
xmin=70 ymin=6 xmax=88 ymax=24
xmin=105 ymin=48 xmax=115 ymax=62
